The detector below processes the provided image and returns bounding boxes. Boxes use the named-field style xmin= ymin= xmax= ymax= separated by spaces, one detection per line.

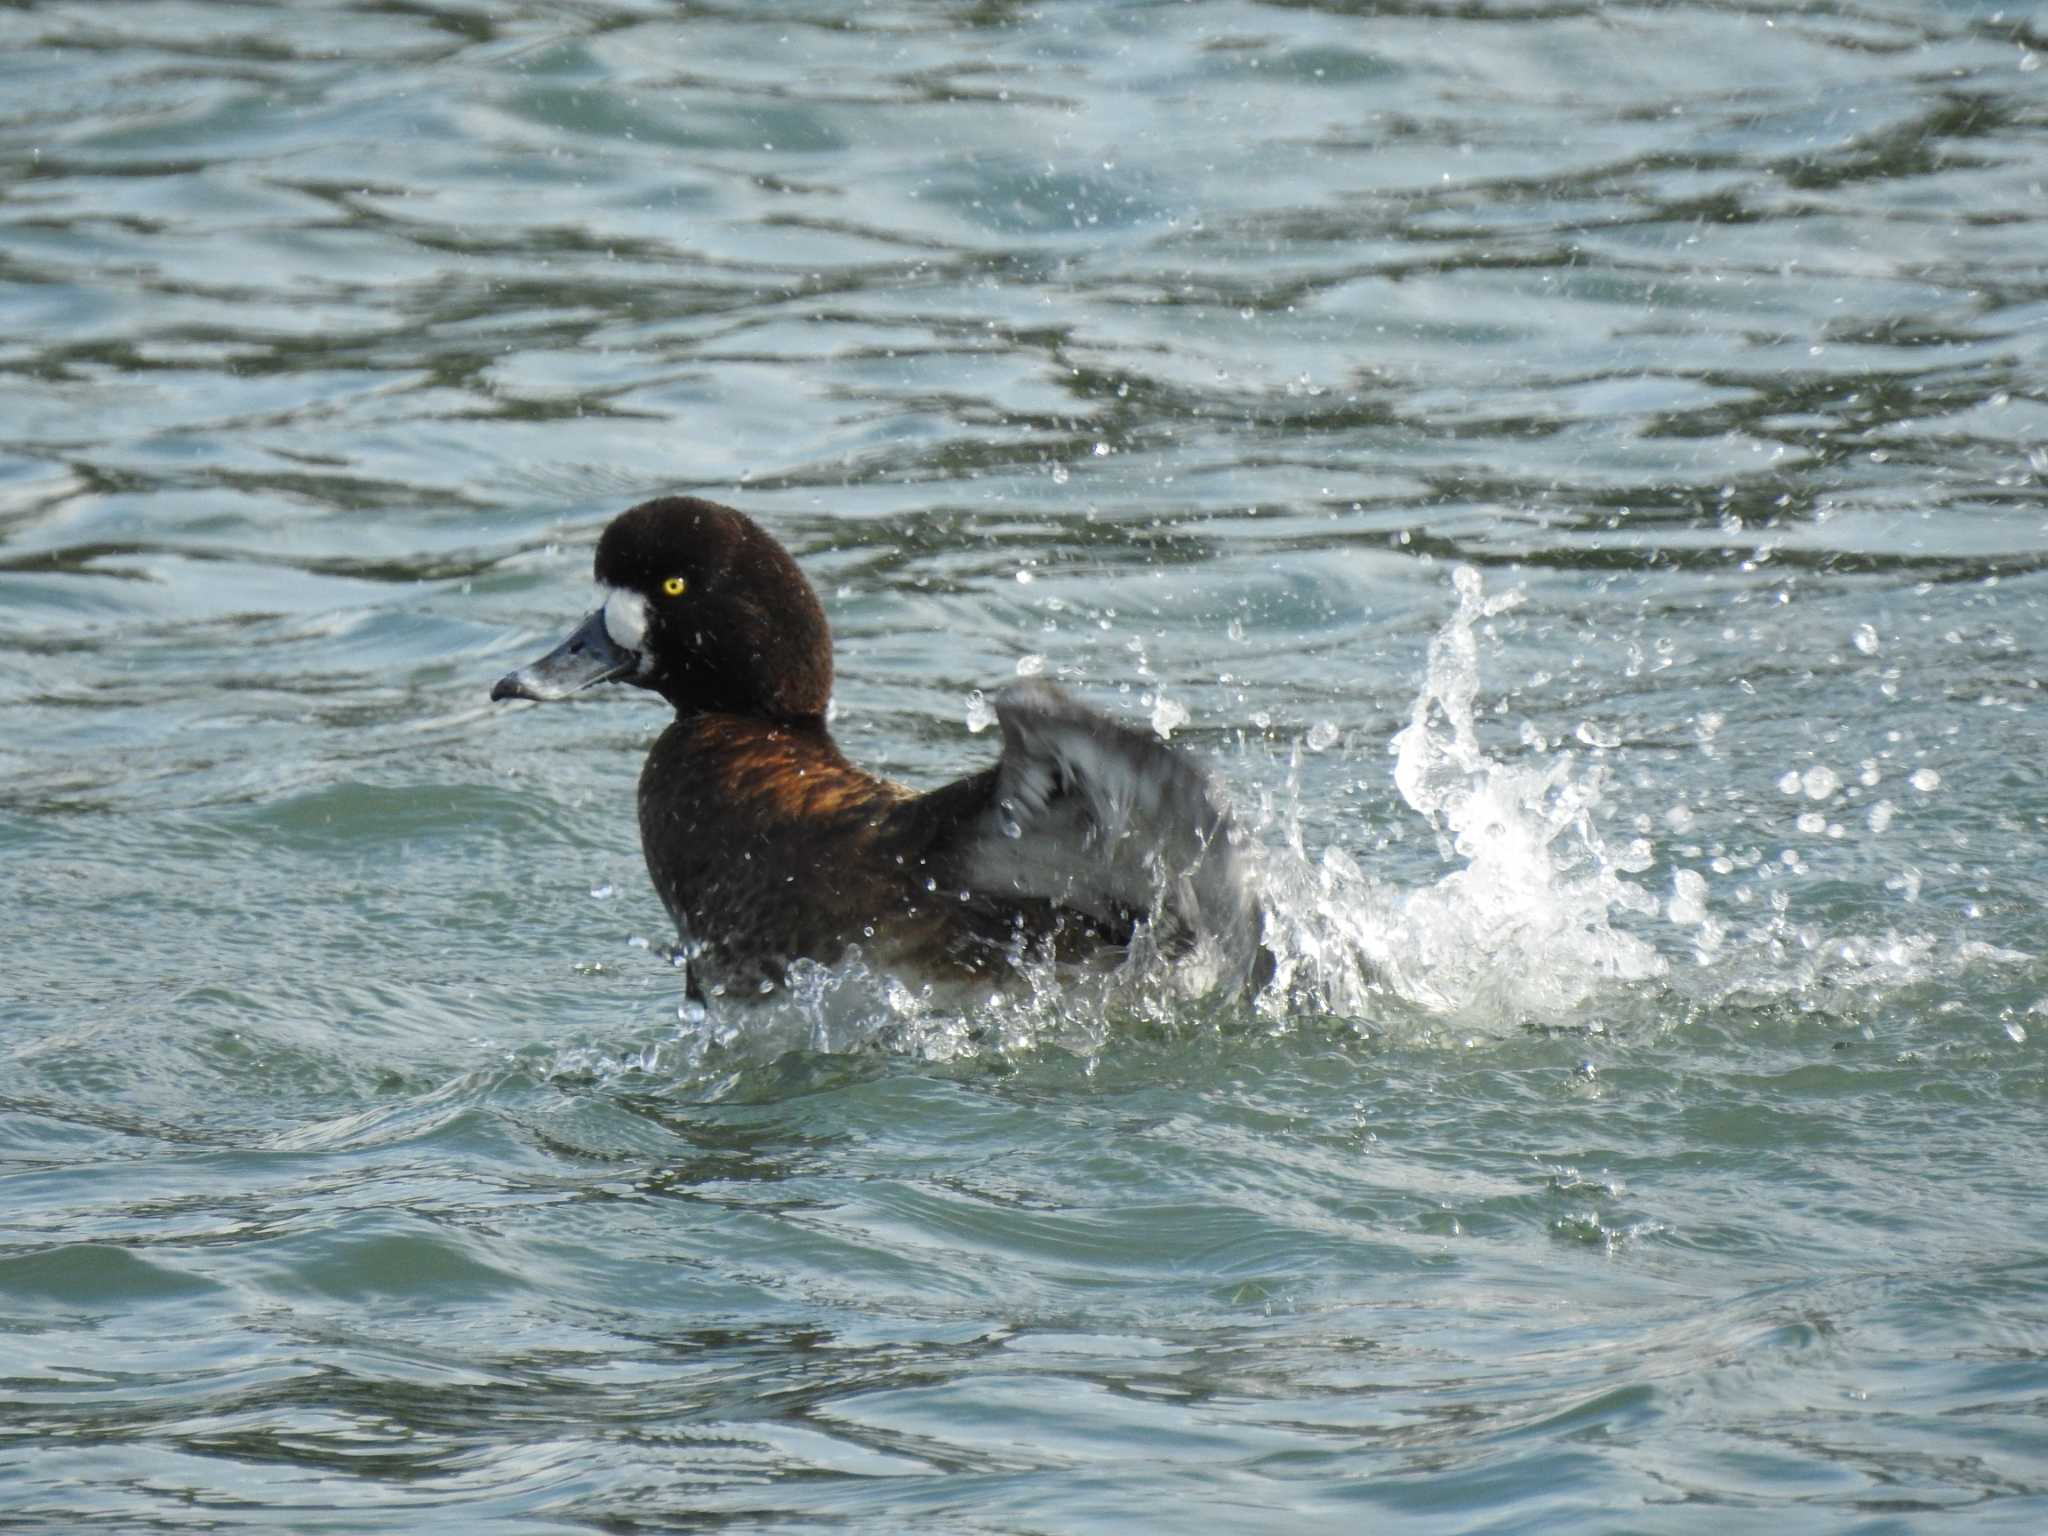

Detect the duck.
xmin=491 ymin=496 xmax=1267 ymax=1003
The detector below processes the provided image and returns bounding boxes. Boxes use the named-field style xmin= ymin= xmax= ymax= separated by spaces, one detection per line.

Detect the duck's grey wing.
xmin=956 ymin=678 xmax=1265 ymax=984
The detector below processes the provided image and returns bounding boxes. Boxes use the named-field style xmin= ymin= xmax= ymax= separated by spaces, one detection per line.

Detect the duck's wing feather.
xmin=948 ymin=678 xmax=1265 ymax=981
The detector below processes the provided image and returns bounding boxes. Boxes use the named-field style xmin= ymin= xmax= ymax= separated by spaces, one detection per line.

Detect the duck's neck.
xmin=643 ymin=710 xmax=886 ymax=825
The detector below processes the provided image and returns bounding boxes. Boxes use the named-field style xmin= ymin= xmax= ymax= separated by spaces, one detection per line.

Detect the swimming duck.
xmin=491 ymin=497 xmax=1265 ymax=1001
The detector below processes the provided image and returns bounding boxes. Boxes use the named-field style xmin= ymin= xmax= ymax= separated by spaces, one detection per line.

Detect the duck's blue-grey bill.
xmin=491 ymin=608 xmax=634 ymax=702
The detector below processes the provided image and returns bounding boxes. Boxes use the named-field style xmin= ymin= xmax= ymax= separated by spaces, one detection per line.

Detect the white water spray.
xmin=1260 ymin=566 xmax=1666 ymax=1027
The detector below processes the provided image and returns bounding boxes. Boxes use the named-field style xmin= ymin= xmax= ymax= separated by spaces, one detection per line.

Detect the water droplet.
xmin=589 ymin=883 xmax=614 ymax=900
xmin=1867 ymin=800 xmax=1895 ymax=833
xmin=1304 ymin=720 xmax=1340 ymax=752
xmin=1151 ymin=696 xmax=1190 ymax=739
xmin=1801 ymin=766 xmax=1840 ymax=800
xmin=1668 ymin=869 xmax=1709 ymax=925
xmin=1015 ymin=654 xmax=1045 ymax=677
xmin=1852 ymin=623 xmax=1880 ymax=655
xmin=1909 ymin=768 xmax=1941 ymax=793
xmin=965 ymin=690 xmax=995 ymax=733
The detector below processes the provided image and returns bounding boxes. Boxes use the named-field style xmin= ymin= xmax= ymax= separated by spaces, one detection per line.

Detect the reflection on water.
xmin=2 ymin=1 xmax=2045 ymax=1531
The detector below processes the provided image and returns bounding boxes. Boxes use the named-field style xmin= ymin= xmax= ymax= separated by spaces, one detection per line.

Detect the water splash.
xmin=1259 ymin=566 xmax=1666 ymax=1028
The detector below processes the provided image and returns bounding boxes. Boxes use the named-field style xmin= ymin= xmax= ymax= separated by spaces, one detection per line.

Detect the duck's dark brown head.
xmin=491 ymin=496 xmax=832 ymax=723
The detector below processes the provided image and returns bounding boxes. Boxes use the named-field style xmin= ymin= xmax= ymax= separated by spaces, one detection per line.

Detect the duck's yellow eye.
xmin=661 ymin=575 xmax=687 ymax=597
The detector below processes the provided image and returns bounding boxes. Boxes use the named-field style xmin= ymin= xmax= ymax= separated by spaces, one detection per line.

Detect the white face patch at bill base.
xmin=603 ymin=587 xmax=650 ymax=653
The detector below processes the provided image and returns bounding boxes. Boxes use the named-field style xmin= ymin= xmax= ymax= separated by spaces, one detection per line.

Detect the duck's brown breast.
xmin=638 ymin=714 xmax=947 ymax=993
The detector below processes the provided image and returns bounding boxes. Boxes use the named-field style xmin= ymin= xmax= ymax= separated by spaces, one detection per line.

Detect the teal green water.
xmin=4 ymin=2 xmax=2046 ymax=1529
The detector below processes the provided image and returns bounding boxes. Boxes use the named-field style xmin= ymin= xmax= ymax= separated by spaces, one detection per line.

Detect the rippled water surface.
xmin=4 ymin=1 xmax=2047 ymax=1529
